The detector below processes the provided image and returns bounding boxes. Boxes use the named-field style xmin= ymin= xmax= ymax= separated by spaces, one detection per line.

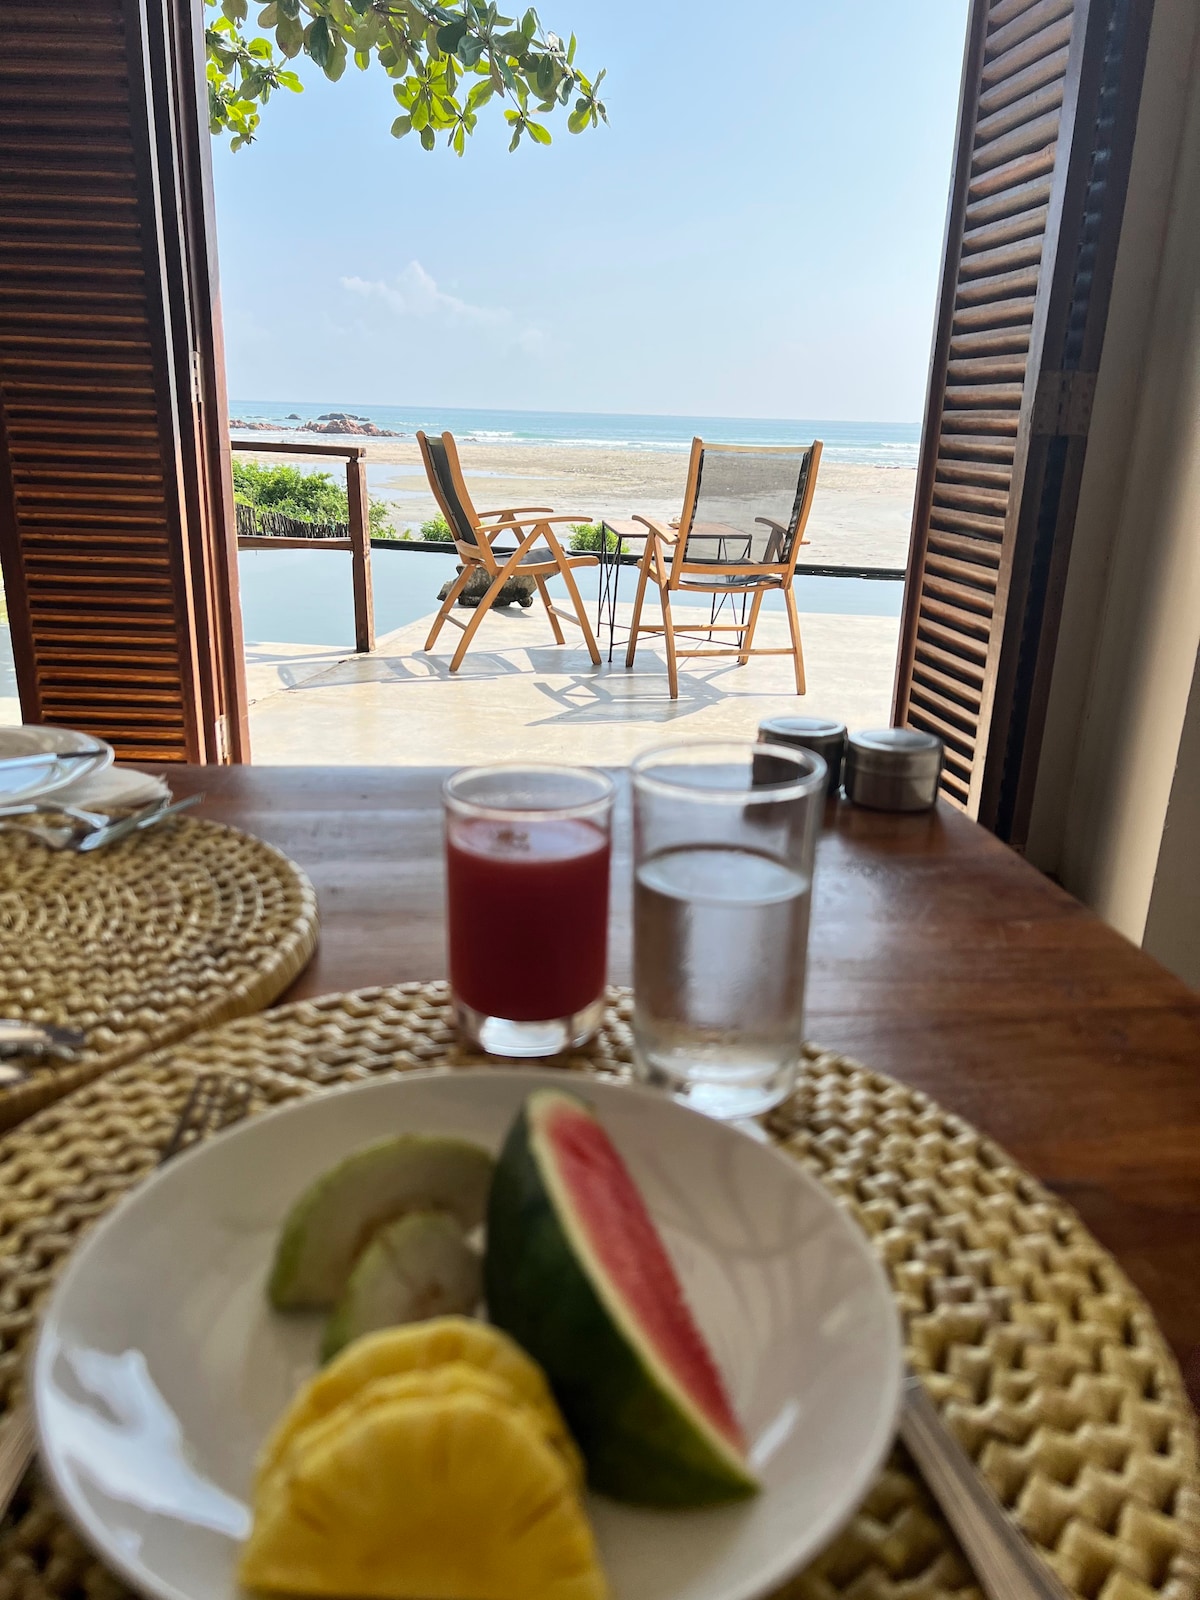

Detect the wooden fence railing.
xmin=231 ymin=438 xmax=374 ymax=652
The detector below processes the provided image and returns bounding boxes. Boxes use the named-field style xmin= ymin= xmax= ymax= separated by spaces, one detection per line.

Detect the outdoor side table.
xmin=598 ymin=520 xmax=757 ymax=663
xmin=596 ymin=518 xmax=649 ymax=663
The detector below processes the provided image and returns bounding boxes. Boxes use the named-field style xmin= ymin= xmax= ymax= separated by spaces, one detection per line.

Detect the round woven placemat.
xmin=0 ymin=983 xmax=1195 ymax=1600
xmin=0 ymin=817 xmax=319 ymax=1130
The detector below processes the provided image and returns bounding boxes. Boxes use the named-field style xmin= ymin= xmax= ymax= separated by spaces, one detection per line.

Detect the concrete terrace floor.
xmin=248 ymin=600 xmax=900 ymax=765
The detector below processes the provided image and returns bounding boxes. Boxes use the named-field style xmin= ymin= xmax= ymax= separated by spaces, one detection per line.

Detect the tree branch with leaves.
xmin=206 ymin=0 xmax=607 ymax=152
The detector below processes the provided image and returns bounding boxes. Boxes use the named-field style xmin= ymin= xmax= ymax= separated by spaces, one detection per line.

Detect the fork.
xmin=0 ymin=803 xmax=113 ymax=850
xmin=0 ymin=803 xmax=111 ymax=830
xmin=0 ymin=1018 xmax=88 ymax=1089
xmin=0 ymin=793 xmax=202 ymax=853
xmin=75 ymin=793 xmax=203 ymax=853
xmin=900 ymin=1370 xmax=1075 ymax=1600
xmin=0 ymin=1072 xmax=252 ymax=1519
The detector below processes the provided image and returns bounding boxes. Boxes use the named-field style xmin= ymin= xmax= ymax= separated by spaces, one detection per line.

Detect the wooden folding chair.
xmin=417 ymin=430 xmax=601 ymax=673
xmin=625 ymin=438 xmax=823 ymax=698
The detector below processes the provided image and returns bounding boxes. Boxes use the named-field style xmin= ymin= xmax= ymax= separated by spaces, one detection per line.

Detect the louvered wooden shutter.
xmin=893 ymin=0 xmax=1151 ymax=836
xmin=0 ymin=0 xmax=248 ymax=762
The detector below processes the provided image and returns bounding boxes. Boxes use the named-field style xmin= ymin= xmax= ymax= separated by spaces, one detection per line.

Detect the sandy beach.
xmin=234 ymin=435 xmax=916 ymax=571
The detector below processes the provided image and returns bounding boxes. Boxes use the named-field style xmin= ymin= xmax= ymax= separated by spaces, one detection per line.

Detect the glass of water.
xmin=630 ymin=739 xmax=826 ymax=1118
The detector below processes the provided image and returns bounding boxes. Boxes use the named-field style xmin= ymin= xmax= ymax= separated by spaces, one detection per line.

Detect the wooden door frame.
xmin=137 ymin=0 xmax=249 ymax=761
xmin=0 ymin=0 xmax=248 ymax=762
xmin=980 ymin=0 xmax=1154 ymax=840
xmin=890 ymin=0 xmax=991 ymax=749
xmin=894 ymin=0 xmax=1154 ymax=841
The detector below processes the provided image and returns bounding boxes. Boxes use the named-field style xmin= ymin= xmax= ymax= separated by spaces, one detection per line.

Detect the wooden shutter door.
xmin=0 ymin=0 xmax=248 ymax=762
xmin=893 ymin=0 xmax=1152 ymax=838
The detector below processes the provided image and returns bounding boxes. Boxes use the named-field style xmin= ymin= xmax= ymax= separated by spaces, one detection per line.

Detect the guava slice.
xmin=268 ymin=1134 xmax=494 ymax=1310
xmin=321 ymin=1210 xmax=482 ymax=1361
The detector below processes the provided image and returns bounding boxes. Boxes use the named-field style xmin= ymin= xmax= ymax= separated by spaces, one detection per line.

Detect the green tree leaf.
xmin=203 ymin=0 xmax=605 ymax=152
xmin=276 ymin=13 xmax=303 ymax=53
xmin=436 ymin=20 xmax=467 ymax=52
xmin=306 ymin=15 xmax=332 ymax=68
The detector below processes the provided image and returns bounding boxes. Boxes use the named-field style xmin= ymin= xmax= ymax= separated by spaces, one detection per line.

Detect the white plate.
xmin=33 ymin=1070 xmax=902 ymax=1600
xmin=0 ymin=726 xmax=113 ymax=804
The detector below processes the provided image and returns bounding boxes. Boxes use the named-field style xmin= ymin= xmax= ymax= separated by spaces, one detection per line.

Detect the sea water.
xmin=227 ymin=400 xmax=921 ymax=469
xmin=633 ymin=844 xmax=811 ymax=1118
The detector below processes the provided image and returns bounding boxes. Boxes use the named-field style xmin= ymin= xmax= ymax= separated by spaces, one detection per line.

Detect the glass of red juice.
xmin=444 ymin=764 xmax=615 ymax=1057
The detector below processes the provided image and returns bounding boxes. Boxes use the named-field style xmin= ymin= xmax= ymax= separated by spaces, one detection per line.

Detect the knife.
xmin=0 ymin=750 xmax=94 ymax=774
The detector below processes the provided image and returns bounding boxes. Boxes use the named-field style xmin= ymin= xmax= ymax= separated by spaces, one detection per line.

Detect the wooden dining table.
xmin=154 ymin=765 xmax=1200 ymax=1403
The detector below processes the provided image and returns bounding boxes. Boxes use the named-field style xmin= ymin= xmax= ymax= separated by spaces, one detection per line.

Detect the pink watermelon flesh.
xmin=542 ymin=1097 xmax=745 ymax=1453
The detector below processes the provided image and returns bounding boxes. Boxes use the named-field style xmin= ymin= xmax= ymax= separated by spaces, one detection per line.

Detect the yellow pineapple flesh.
xmin=256 ymin=1315 xmax=581 ymax=1487
xmin=240 ymin=1385 xmax=607 ymax=1600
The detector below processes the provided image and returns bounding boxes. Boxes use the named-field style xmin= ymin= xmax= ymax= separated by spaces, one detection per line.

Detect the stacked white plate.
xmin=0 ymin=726 xmax=113 ymax=805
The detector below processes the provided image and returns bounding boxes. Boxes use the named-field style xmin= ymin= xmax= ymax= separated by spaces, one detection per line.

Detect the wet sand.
xmin=233 ymin=436 xmax=916 ymax=570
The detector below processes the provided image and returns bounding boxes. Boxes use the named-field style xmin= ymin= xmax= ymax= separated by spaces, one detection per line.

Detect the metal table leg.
xmin=596 ymin=522 xmax=624 ymax=664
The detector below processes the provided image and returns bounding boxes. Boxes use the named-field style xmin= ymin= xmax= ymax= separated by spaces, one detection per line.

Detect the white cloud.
xmin=340 ymin=262 xmax=545 ymax=353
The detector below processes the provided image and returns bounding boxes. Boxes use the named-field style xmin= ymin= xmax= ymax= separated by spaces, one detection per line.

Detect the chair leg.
xmin=659 ymin=587 xmax=680 ymax=700
xmin=535 ymin=576 xmax=565 ymax=643
xmin=738 ymin=589 xmax=766 ymax=665
xmin=448 ymin=571 xmax=510 ymax=672
xmin=624 ymin=554 xmax=651 ymax=668
xmin=557 ymin=562 xmax=601 ymax=666
xmin=424 ymin=565 xmax=472 ymax=650
xmin=784 ymin=587 xmax=806 ymax=695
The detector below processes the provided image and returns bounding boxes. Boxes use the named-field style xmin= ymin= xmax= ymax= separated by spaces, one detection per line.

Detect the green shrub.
xmin=569 ymin=522 xmax=619 ymax=553
xmin=232 ymin=458 xmax=395 ymax=537
xmin=420 ymin=513 xmax=453 ymax=542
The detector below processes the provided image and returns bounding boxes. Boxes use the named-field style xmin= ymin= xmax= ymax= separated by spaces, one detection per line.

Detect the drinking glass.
xmin=630 ymin=739 xmax=826 ymax=1117
xmin=444 ymin=764 xmax=614 ymax=1057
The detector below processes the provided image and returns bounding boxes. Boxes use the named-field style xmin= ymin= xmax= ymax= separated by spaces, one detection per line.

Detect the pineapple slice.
xmin=257 ymin=1315 xmax=581 ymax=1487
xmin=286 ymin=1363 xmax=564 ymax=1478
xmin=239 ymin=1382 xmax=607 ymax=1600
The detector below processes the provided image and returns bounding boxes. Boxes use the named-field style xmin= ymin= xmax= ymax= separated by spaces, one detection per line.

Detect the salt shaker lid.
xmin=846 ymin=728 xmax=943 ymax=776
xmin=758 ymin=715 xmax=846 ymax=747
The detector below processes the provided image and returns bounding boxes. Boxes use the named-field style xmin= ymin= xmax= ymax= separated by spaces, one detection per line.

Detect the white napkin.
xmin=51 ymin=764 xmax=170 ymax=815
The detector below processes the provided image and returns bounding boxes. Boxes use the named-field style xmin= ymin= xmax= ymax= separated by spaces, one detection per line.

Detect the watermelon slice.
xmin=484 ymin=1088 xmax=757 ymax=1506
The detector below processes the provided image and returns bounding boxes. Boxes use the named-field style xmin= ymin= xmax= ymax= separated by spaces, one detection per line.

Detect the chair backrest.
xmin=416 ymin=430 xmax=486 ymax=563
xmin=673 ymin=439 xmax=823 ymax=577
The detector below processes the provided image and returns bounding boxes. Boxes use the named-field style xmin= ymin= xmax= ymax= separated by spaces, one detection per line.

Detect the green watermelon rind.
xmin=484 ymin=1090 xmax=758 ymax=1507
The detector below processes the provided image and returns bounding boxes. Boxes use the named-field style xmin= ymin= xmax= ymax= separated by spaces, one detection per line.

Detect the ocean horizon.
xmin=228 ymin=402 xmax=920 ymax=471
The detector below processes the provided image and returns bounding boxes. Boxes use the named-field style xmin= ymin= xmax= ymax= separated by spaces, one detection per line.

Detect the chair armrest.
xmin=475 ymin=505 xmax=555 ymax=518
xmin=475 ymin=513 xmax=593 ymax=534
xmin=754 ymin=516 xmax=787 ymax=533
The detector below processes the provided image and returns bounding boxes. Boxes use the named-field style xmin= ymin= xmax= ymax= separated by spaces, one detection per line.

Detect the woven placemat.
xmin=0 ymin=982 xmax=1195 ymax=1600
xmin=0 ymin=817 xmax=319 ymax=1130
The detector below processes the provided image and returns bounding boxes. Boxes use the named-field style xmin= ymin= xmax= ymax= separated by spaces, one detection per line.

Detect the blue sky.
xmin=212 ymin=0 xmax=970 ymax=422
